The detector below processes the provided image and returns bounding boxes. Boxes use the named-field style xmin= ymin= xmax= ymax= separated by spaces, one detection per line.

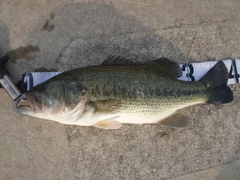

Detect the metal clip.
xmin=0 ymin=55 xmax=28 ymax=116
xmin=13 ymin=94 xmax=28 ymax=116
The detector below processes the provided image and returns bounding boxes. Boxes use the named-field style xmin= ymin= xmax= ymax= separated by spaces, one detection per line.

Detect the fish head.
xmin=18 ymin=75 xmax=88 ymax=122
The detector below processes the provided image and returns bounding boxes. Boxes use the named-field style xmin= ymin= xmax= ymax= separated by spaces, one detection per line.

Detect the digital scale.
xmin=0 ymin=55 xmax=239 ymax=116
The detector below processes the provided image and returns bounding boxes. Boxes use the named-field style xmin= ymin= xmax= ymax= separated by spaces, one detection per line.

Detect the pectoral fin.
xmin=158 ymin=112 xmax=190 ymax=128
xmin=94 ymin=119 xmax=122 ymax=130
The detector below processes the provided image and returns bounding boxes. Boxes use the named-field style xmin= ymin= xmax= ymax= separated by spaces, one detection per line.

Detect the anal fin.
xmin=158 ymin=112 xmax=190 ymax=128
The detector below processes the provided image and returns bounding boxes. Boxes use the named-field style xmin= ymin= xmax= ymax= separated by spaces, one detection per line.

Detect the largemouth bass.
xmin=18 ymin=57 xmax=233 ymax=129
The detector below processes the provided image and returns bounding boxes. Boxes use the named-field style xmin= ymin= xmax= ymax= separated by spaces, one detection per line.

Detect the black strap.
xmin=232 ymin=59 xmax=239 ymax=83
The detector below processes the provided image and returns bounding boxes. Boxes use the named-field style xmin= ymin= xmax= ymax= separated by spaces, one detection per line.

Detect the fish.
xmin=18 ymin=57 xmax=233 ymax=129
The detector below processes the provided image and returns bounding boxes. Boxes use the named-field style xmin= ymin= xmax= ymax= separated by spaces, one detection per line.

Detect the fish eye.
xmin=38 ymin=84 xmax=46 ymax=93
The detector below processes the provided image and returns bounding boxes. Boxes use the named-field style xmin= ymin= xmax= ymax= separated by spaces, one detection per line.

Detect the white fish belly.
xmin=116 ymin=100 xmax=205 ymax=124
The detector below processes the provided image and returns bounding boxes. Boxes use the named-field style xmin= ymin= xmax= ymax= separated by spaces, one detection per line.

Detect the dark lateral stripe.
xmin=154 ymin=88 xmax=204 ymax=97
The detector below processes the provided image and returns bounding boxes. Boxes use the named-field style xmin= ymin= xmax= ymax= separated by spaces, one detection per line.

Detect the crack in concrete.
xmin=59 ymin=19 xmax=240 ymax=44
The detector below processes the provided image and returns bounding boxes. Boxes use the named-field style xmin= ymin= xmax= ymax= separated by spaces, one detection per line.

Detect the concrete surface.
xmin=168 ymin=159 xmax=240 ymax=180
xmin=1 ymin=0 xmax=240 ymax=179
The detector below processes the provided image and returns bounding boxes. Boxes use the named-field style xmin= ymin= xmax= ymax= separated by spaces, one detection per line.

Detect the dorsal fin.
xmin=102 ymin=56 xmax=182 ymax=79
xmin=144 ymin=57 xmax=182 ymax=78
xmin=102 ymin=56 xmax=138 ymax=65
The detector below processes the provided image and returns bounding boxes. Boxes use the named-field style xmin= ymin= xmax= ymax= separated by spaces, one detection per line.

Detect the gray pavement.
xmin=1 ymin=0 xmax=240 ymax=179
xmin=168 ymin=159 xmax=240 ymax=180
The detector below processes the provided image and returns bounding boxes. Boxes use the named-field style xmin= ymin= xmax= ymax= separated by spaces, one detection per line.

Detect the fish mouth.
xmin=18 ymin=93 xmax=43 ymax=113
xmin=28 ymin=93 xmax=43 ymax=112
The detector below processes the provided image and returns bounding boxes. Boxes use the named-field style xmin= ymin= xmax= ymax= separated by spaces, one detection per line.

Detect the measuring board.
xmin=22 ymin=59 xmax=240 ymax=91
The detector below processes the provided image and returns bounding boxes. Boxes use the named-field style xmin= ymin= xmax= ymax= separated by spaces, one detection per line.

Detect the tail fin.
xmin=200 ymin=61 xmax=233 ymax=104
